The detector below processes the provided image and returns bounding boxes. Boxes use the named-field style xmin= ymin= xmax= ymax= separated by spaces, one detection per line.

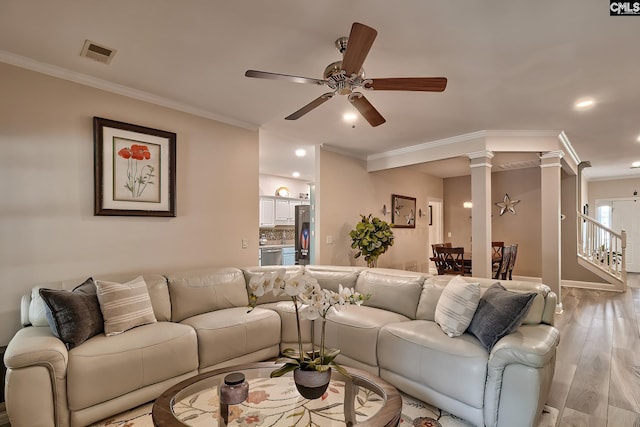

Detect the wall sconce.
xmin=382 ymin=204 xmax=388 ymax=216
xmin=463 ymin=201 xmax=473 ymax=209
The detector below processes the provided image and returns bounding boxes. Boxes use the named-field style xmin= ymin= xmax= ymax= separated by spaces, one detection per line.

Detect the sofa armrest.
xmin=483 ymin=324 xmax=559 ymax=427
xmin=5 ymin=326 xmax=69 ymax=372
xmin=488 ymin=324 xmax=560 ymax=369
xmin=5 ymin=326 xmax=71 ymax=427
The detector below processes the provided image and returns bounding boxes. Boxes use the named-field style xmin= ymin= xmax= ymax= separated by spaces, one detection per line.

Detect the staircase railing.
xmin=577 ymin=211 xmax=627 ymax=287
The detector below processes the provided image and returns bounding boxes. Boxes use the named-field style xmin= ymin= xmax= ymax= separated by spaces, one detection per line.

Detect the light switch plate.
xmin=241 ymin=239 xmax=248 ymax=249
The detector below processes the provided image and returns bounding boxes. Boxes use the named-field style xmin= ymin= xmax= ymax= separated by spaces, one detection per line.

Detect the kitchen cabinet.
xmin=261 ymin=197 xmax=308 ymax=226
xmin=274 ymin=198 xmax=290 ymax=223
xmin=282 ymin=247 xmax=295 ymax=266
xmin=259 ymin=197 xmax=275 ymax=227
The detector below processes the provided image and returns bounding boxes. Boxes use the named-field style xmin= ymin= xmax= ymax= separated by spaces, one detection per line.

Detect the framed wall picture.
xmin=94 ymin=117 xmax=176 ymax=216
xmin=391 ymin=194 xmax=416 ymax=228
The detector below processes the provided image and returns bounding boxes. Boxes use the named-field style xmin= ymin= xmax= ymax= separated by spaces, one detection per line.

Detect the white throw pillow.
xmin=95 ymin=276 xmax=157 ymax=336
xmin=434 ymin=275 xmax=481 ymax=337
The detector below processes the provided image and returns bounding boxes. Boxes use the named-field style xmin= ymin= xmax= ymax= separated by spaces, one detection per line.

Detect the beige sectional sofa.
xmin=4 ymin=265 xmax=559 ymax=427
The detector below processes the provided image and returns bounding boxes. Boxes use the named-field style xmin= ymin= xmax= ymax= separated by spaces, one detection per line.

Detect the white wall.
xmin=0 ymin=63 xmax=259 ymax=345
xmin=259 ymin=174 xmax=310 ymax=198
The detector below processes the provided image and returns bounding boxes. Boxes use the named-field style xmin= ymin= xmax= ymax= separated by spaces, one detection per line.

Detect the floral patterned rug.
xmin=91 ymin=376 xmax=558 ymax=427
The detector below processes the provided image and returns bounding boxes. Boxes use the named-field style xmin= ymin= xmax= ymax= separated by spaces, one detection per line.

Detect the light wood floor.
xmin=548 ymin=274 xmax=640 ymax=426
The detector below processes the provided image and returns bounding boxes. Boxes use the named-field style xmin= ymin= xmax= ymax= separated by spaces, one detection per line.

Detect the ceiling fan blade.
xmin=341 ymin=23 xmax=377 ymax=76
xmin=285 ymin=93 xmax=334 ymax=120
xmin=365 ymin=77 xmax=447 ymax=92
xmin=245 ymin=70 xmax=326 ymax=86
xmin=348 ymin=93 xmax=386 ymax=127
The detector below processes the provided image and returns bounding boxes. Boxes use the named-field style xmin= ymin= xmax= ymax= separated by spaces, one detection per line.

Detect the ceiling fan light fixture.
xmin=343 ymin=112 xmax=357 ymax=122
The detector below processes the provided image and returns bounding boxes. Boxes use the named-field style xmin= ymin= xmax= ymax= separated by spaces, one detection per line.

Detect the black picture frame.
xmin=94 ymin=117 xmax=176 ymax=217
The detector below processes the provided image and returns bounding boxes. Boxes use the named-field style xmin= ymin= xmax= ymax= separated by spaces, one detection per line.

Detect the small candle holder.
xmin=219 ymin=372 xmax=249 ymax=426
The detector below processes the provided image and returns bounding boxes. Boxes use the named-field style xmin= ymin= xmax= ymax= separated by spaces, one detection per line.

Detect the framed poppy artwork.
xmin=93 ymin=117 xmax=176 ymax=216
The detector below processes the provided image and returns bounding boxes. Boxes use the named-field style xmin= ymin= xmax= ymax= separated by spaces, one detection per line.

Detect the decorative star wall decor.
xmin=496 ymin=193 xmax=520 ymax=216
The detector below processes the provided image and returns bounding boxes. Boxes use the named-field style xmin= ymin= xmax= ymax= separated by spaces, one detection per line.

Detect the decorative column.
xmin=468 ymin=151 xmax=494 ymax=278
xmin=540 ymin=151 xmax=564 ymax=314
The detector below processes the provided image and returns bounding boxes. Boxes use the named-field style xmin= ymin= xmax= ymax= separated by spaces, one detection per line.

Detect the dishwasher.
xmin=260 ymin=247 xmax=282 ymax=266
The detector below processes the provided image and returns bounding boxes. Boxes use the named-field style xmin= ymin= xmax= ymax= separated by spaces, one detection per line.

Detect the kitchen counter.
xmin=259 ymin=243 xmax=294 ymax=248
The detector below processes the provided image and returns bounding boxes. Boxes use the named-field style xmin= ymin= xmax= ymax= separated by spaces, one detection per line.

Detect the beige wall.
xmin=443 ymin=168 xmax=542 ymax=277
xmin=0 ymin=63 xmax=259 ymax=345
xmin=317 ymin=148 xmax=443 ymax=272
xmin=587 ymin=178 xmax=640 ymax=208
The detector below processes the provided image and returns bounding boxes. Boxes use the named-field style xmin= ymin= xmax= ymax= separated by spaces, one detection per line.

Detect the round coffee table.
xmin=152 ymin=362 xmax=401 ymax=426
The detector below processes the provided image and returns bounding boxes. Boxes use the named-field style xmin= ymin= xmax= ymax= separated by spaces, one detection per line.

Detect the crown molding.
xmin=558 ymin=131 xmax=580 ymax=166
xmin=320 ymin=143 xmax=366 ymax=160
xmin=0 ymin=50 xmax=258 ymax=131
xmin=367 ymin=130 xmax=488 ymax=161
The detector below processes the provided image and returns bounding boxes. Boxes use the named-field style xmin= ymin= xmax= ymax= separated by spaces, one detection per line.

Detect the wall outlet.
xmin=326 ymin=235 xmax=334 ymax=244
xmin=241 ymin=238 xmax=248 ymax=249
xmin=447 ymin=232 xmax=452 ymax=238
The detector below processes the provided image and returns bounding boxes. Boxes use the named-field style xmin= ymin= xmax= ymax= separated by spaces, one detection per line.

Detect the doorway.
xmin=428 ymin=199 xmax=444 ymax=272
xmin=596 ymin=198 xmax=639 ymax=273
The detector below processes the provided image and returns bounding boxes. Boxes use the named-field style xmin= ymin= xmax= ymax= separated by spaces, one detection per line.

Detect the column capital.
xmin=540 ymin=150 xmax=565 ymax=160
xmin=540 ymin=150 xmax=564 ymax=168
xmin=467 ymin=150 xmax=494 ymax=160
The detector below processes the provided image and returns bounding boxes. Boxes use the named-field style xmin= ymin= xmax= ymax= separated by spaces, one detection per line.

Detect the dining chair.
xmin=491 ymin=241 xmax=504 ymax=261
xmin=435 ymin=246 xmax=466 ymax=276
xmin=493 ymin=245 xmax=512 ymax=280
xmin=506 ymin=244 xmax=518 ymax=280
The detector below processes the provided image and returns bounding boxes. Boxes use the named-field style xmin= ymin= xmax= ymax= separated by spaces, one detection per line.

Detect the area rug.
xmin=91 ymin=377 xmax=558 ymax=427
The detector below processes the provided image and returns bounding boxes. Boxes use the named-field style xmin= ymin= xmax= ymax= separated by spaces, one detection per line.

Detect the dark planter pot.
xmin=293 ymin=368 xmax=331 ymax=399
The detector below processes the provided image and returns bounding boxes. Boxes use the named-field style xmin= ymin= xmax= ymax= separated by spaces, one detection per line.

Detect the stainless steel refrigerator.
xmin=295 ymin=204 xmax=312 ymax=265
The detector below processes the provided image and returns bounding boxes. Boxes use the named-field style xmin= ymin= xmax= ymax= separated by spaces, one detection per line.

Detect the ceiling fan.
xmin=245 ymin=22 xmax=447 ymax=127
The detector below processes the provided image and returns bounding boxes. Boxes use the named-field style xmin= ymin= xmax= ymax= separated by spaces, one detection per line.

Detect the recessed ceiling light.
xmin=295 ymin=149 xmax=306 ymax=157
xmin=292 ymin=171 xmax=300 ymax=178
xmin=574 ymin=98 xmax=595 ymax=110
xmin=631 ymin=161 xmax=640 ymax=168
xmin=343 ymin=112 xmax=357 ymax=122
xmin=636 ymin=135 xmax=640 ymax=143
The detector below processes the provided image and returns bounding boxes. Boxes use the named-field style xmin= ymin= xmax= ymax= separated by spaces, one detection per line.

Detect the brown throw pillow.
xmin=39 ymin=278 xmax=104 ymax=349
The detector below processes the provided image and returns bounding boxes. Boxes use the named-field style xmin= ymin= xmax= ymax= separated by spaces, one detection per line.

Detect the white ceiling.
xmin=2 ymin=1 xmax=639 ymax=183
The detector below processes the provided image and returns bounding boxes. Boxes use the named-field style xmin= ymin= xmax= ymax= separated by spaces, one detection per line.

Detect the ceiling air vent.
xmin=80 ymin=40 xmax=116 ymax=64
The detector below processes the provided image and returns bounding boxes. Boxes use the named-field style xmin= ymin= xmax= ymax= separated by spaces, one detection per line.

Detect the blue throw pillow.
xmin=467 ymin=283 xmax=536 ymax=351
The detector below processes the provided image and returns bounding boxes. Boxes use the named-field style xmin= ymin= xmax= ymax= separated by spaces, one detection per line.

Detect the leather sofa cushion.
xmin=242 ymin=266 xmax=305 ymax=304
xmin=181 ymin=307 xmax=281 ymax=369
xmin=259 ymin=301 xmax=312 ymax=348
xmin=417 ymin=275 xmax=552 ymax=326
xmin=319 ymin=305 xmax=409 ymax=367
xmin=167 ymin=268 xmax=249 ymax=322
xmin=355 ymin=269 xmax=426 ymax=319
xmin=67 ymin=322 xmax=197 ymax=411
xmin=378 ymin=320 xmax=488 ymax=409
xmin=27 ymin=274 xmax=171 ymax=326
xmin=303 ymin=265 xmax=365 ymax=292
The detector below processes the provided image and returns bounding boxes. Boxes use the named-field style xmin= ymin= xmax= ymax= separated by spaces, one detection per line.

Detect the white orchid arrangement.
xmin=248 ymin=269 xmax=369 ymax=377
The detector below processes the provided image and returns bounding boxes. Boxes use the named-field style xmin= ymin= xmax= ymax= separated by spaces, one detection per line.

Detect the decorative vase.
xmin=293 ymin=368 xmax=331 ymax=399
xmin=367 ymin=258 xmax=378 ymax=268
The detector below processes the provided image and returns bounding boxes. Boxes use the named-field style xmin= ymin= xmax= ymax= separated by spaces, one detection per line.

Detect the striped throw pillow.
xmin=434 ymin=275 xmax=480 ymax=337
xmin=95 ymin=276 xmax=157 ymax=336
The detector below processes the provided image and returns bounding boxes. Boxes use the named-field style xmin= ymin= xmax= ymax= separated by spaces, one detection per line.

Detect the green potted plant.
xmin=248 ymin=270 xmax=368 ymax=399
xmin=349 ymin=214 xmax=395 ymax=268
